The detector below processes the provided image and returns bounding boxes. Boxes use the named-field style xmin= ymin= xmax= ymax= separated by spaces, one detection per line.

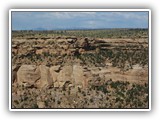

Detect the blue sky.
xmin=12 ymin=11 xmax=148 ymax=30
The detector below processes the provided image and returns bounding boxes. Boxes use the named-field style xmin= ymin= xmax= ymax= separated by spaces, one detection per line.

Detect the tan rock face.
xmin=50 ymin=66 xmax=59 ymax=83
xmin=16 ymin=65 xmax=72 ymax=88
xmin=37 ymin=65 xmax=53 ymax=88
xmin=17 ymin=65 xmax=40 ymax=86
xmin=17 ymin=65 xmax=53 ymax=88
xmin=16 ymin=64 xmax=94 ymax=89
xmin=57 ymin=66 xmax=73 ymax=82
xmin=17 ymin=63 xmax=147 ymax=89
xmin=72 ymin=65 xmax=85 ymax=87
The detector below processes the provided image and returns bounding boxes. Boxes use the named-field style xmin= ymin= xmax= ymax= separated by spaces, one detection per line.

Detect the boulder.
xmin=50 ymin=65 xmax=92 ymax=88
xmin=50 ymin=65 xmax=73 ymax=88
xmin=17 ymin=65 xmax=54 ymax=88
xmin=72 ymin=65 xmax=92 ymax=88
xmin=17 ymin=65 xmax=40 ymax=86
xmin=50 ymin=65 xmax=61 ymax=83
xmin=57 ymin=66 xmax=73 ymax=85
xmin=37 ymin=65 xmax=53 ymax=88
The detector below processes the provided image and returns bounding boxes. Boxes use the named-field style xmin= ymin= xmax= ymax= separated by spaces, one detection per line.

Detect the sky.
xmin=12 ymin=11 xmax=149 ymax=30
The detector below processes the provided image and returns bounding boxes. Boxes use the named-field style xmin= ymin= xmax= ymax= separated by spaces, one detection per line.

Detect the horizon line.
xmin=12 ymin=28 xmax=148 ymax=31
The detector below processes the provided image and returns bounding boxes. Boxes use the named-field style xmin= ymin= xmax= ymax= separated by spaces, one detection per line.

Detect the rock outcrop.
xmin=38 ymin=65 xmax=53 ymax=88
xmin=16 ymin=65 xmax=53 ymax=88
xmin=15 ymin=64 xmax=92 ymax=89
xmin=17 ymin=65 xmax=40 ymax=87
xmin=72 ymin=65 xmax=87 ymax=87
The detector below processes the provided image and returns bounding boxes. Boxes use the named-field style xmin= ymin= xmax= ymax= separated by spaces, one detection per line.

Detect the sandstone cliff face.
xmin=16 ymin=65 xmax=52 ymax=88
xmin=14 ymin=63 xmax=148 ymax=89
xmin=38 ymin=65 xmax=53 ymax=88
xmin=17 ymin=65 xmax=40 ymax=87
xmin=15 ymin=64 xmax=92 ymax=89
xmin=72 ymin=65 xmax=88 ymax=88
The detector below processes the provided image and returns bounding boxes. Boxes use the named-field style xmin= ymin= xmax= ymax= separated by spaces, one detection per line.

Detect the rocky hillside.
xmin=11 ymin=30 xmax=149 ymax=109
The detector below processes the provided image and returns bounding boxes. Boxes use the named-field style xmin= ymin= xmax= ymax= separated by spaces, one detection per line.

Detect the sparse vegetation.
xmin=12 ymin=29 xmax=149 ymax=109
xmin=12 ymin=29 xmax=148 ymax=39
xmin=12 ymin=80 xmax=148 ymax=108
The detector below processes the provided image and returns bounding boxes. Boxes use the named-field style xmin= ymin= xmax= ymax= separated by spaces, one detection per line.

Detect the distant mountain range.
xmin=32 ymin=27 xmax=47 ymax=31
xmin=13 ymin=27 xmax=148 ymax=31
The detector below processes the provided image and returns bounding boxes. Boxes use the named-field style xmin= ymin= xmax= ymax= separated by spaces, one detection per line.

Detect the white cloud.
xmin=114 ymin=12 xmax=148 ymax=20
xmin=49 ymin=12 xmax=96 ymax=19
xmin=96 ymin=12 xmax=148 ymax=21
